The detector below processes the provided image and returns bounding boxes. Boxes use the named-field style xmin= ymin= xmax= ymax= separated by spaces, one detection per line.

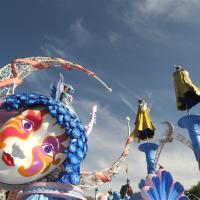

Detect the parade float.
xmin=0 ymin=57 xmax=131 ymax=200
xmin=0 ymin=58 xmax=199 ymax=200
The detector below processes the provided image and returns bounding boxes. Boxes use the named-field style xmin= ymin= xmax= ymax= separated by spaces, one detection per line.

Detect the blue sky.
xmin=0 ymin=0 xmax=200 ymax=195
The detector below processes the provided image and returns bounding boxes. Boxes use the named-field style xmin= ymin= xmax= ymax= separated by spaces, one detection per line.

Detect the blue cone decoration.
xmin=178 ymin=115 xmax=200 ymax=170
xmin=138 ymin=143 xmax=158 ymax=174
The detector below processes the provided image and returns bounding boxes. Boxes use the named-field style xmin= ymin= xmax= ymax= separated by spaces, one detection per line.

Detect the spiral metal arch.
xmin=155 ymin=121 xmax=192 ymax=169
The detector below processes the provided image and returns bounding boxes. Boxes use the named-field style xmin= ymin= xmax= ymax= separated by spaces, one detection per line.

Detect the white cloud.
xmin=118 ymin=82 xmax=141 ymax=100
xmin=108 ymin=32 xmax=120 ymax=45
xmin=70 ymin=19 xmax=91 ymax=46
xmin=110 ymin=0 xmax=200 ymax=41
xmin=138 ymin=0 xmax=200 ymax=21
xmin=114 ymin=0 xmax=200 ymax=22
xmin=119 ymin=93 xmax=137 ymax=114
xmin=40 ymin=43 xmax=66 ymax=58
xmin=40 ymin=35 xmax=72 ymax=60
xmin=40 ymin=18 xmax=92 ymax=59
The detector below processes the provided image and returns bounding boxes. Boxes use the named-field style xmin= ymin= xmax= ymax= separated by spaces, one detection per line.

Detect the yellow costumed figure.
xmin=131 ymin=99 xmax=155 ymax=142
xmin=173 ymin=65 xmax=200 ymax=111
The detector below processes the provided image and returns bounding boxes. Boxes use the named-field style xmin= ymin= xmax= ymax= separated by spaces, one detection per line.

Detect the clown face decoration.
xmin=0 ymin=106 xmax=69 ymax=184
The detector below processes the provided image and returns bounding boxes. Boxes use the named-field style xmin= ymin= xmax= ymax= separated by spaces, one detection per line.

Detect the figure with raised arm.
xmin=50 ymin=73 xmax=75 ymax=114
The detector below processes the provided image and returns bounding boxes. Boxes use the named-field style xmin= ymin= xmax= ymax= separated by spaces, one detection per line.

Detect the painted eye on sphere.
xmin=42 ymin=144 xmax=54 ymax=157
xmin=22 ymin=119 xmax=33 ymax=131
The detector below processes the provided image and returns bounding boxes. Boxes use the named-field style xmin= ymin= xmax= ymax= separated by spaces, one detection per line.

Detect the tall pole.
xmin=138 ymin=142 xmax=158 ymax=174
xmin=178 ymin=115 xmax=200 ymax=170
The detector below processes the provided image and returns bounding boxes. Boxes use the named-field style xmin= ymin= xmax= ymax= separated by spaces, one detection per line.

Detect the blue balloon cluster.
xmin=0 ymin=93 xmax=88 ymax=185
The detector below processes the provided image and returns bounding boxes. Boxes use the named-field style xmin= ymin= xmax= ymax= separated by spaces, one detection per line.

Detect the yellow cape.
xmin=131 ymin=104 xmax=155 ymax=142
xmin=173 ymin=68 xmax=200 ymax=110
